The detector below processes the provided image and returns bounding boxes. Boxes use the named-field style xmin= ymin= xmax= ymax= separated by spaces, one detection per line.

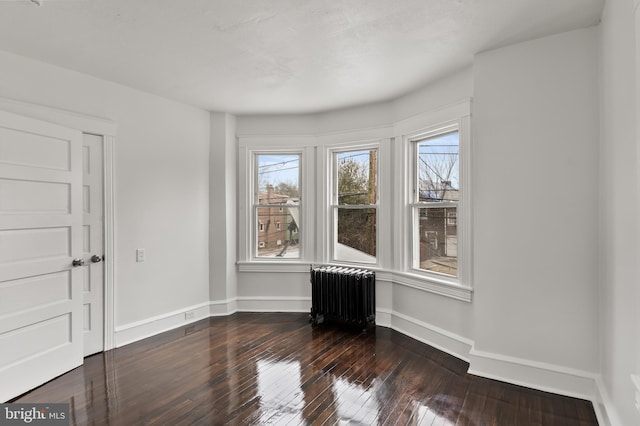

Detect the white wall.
xmin=471 ymin=27 xmax=600 ymax=379
xmin=393 ymin=67 xmax=474 ymax=122
xmin=236 ymin=271 xmax=311 ymax=312
xmin=0 ymin=51 xmax=211 ymax=333
xmin=598 ymin=0 xmax=639 ymax=424
xmin=636 ymin=0 xmax=640 ymax=402
xmin=210 ymin=112 xmax=238 ymax=313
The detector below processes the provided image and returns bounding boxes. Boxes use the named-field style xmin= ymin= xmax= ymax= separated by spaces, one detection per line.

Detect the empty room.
xmin=0 ymin=0 xmax=638 ymax=425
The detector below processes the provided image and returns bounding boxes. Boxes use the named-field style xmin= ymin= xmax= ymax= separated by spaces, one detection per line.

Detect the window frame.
xmin=328 ymin=143 xmax=380 ymax=266
xmin=404 ymin=115 xmax=471 ymax=290
xmin=251 ymin=150 xmax=303 ymax=262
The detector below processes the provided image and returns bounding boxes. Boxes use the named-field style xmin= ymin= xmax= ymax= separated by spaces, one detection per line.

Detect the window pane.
xmin=336 ymin=208 xmax=376 ymax=262
xmin=257 ymin=154 xmax=300 ymax=205
xmin=337 ymin=149 xmax=377 ymax=205
xmin=257 ymin=206 xmax=300 ymax=258
xmin=417 ymin=207 xmax=457 ymax=276
xmin=417 ymin=132 xmax=459 ymax=202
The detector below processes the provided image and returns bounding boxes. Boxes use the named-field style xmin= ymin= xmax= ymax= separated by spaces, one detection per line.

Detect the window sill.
xmin=382 ymin=271 xmax=473 ymax=303
xmin=237 ymin=261 xmax=311 ymax=273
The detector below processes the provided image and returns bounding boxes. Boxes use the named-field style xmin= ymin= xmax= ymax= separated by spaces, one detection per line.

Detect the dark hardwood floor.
xmin=13 ymin=313 xmax=598 ymax=425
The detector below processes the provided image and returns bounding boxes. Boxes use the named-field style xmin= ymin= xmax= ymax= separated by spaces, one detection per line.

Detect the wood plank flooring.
xmin=13 ymin=313 xmax=599 ymax=425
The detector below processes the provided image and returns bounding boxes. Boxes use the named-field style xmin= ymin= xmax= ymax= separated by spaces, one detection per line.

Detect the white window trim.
xmin=237 ymin=145 xmax=312 ymax=268
xmin=399 ymin=111 xmax=472 ymax=295
xmin=409 ymin=122 xmax=460 ymax=279
xmin=326 ymin=141 xmax=381 ymax=267
xmin=252 ymin=151 xmax=301 ymax=261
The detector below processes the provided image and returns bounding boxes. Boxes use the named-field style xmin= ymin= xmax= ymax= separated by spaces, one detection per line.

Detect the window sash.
xmin=412 ymin=204 xmax=458 ymax=277
xmin=411 ymin=125 xmax=459 ymax=205
xmin=410 ymin=201 xmax=458 ymax=208
xmin=254 ymin=153 xmax=301 ymax=204
xmin=332 ymin=205 xmax=378 ymax=264
xmin=333 ymin=148 xmax=378 ymax=206
xmin=330 ymin=146 xmax=379 ymax=264
xmin=254 ymin=205 xmax=300 ymax=259
xmin=252 ymin=151 xmax=303 ymax=261
xmin=410 ymin=124 xmax=462 ymax=279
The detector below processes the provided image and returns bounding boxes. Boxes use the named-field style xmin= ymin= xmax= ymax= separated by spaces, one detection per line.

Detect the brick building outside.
xmin=257 ymin=185 xmax=299 ymax=257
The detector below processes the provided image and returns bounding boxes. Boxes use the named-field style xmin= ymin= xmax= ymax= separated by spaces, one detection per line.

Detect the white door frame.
xmin=0 ymin=96 xmax=117 ymax=351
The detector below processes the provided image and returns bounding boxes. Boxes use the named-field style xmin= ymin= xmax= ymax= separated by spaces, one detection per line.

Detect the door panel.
xmin=0 ymin=271 xmax=71 ymax=316
xmin=82 ymin=133 xmax=104 ymax=357
xmin=0 ymin=314 xmax=72 ymax=366
xmin=0 ymin=109 xmax=83 ymax=402
xmin=0 ymin=179 xmax=70 ymax=213
xmin=0 ymin=227 xmax=71 ymax=262
xmin=0 ymin=126 xmax=71 ymax=170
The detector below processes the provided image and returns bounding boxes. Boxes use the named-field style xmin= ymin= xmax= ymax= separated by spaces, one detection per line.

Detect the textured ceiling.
xmin=0 ymin=0 xmax=604 ymax=114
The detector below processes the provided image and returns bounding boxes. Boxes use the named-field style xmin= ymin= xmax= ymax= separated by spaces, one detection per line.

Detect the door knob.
xmin=72 ymin=258 xmax=85 ymax=267
xmin=91 ymin=255 xmax=103 ymax=263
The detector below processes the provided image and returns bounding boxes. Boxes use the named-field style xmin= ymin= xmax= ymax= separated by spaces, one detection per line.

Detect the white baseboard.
xmin=592 ymin=376 xmax=623 ymax=426
xmin=468 ymin=347 xmax=597 ymax=401
xmin=113 ymin=297 xmax=307 ymax=348
xmin=236 ymin=296 xmax=311 ymax=312
xmin=389 ymin=311 xmax=473 ymax=362
xmin=114 ymin=301 xmax=211 ymax=347
xmin=375 ymin=308 xmax=392 ymax=327
xmin=209 ymin=298 xmax=237 ymax=316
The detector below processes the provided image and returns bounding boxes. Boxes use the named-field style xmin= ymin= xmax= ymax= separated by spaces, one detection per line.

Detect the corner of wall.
xmin=209 ymin=111 xmax=239 ymax=303
xmin=209 ymin=298 xmax=238 ymax=316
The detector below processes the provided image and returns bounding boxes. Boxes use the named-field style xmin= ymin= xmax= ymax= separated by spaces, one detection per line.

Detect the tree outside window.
xmin=414 ymin=130 xmax=459 ymax=276
xmin=333 ymin=148 xmax=378 ymax=263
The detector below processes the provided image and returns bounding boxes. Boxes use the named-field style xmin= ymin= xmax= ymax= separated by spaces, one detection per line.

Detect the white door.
xmin=82 ymin=134 xmax=104 ymax=356
xmin=0 ymin=110 xmax=83 ymax=402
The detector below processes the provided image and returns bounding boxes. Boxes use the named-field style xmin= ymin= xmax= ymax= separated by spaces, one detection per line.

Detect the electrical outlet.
xmin=185 ymin=311 xmax=196 ymax=321
xmin=136 ymin=248 xmax=145 ymax=262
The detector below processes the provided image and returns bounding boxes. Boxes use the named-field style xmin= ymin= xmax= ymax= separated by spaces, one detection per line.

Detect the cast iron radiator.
xmin=309 ymin=265 xmax=376 ymax=328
